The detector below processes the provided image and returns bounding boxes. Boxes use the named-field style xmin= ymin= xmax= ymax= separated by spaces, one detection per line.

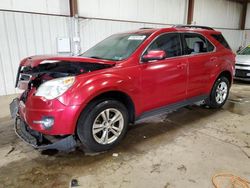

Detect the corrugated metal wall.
xmin=245 ymin=3 xmax=250 ymax=29
xmin=0 ymin=11 xmax=70 ymax=95
xmin=193 ymin=0 xmax=242 ymax=28
xmin=78 ymin=0 xmax=188 ymax=25
xmin=0 ymin=0 xmax=70 ymax=15
xmin=244 ymin=31 xmax=250 ymax=46
xmin=193 ymin=0 xmax=244 ymax=51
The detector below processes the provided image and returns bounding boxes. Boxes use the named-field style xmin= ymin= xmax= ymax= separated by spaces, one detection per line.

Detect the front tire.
xmin=206 ymin=76 xmax=230 ymax=108
xmin=77 ymin=100 xmax=129 ymax=152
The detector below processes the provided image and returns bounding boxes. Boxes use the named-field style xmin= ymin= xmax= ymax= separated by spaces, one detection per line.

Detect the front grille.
xmin=235 ymin=69 xmax=250 ymax=78
xmin=236 ymin=63 xmax=250 ymax=67
xmin=19 ymin=73 xmax=32 ymax=81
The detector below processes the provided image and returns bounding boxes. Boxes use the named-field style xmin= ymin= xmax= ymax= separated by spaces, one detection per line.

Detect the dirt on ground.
xmin=0 ymin=81 xmax=249 ymax=188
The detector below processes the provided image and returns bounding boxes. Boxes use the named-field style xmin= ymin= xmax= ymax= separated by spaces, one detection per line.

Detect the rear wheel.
xmin=206 ymin=76 xmax=230 ymax=108
xmin=77 ymin=100 xmax=128 ymax=152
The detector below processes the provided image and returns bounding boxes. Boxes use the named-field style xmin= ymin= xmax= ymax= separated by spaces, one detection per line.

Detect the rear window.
xmin=211 ymin=34 xmax=231 ymax=50
xmin=182 ymin=33 xmax=214 ymax=55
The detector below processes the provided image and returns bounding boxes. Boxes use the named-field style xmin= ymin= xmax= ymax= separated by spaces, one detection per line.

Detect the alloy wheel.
xmin=92 ymin=108 xmax=124 ymax=145
xmin=215 ymin=81 xmax=228 ymax=104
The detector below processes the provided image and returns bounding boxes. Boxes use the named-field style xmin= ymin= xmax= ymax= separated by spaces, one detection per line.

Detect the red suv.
xmin=10 ymin=25 xmax=235 ymax=152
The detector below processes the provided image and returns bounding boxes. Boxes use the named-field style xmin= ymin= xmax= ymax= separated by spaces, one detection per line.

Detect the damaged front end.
xmin=14 ymin=112 xmax=77 ymax=152
xmin=10 ymin=58 xmax=113 ymax=151
xmin=16 ymin=60 xmax=112 ymax=91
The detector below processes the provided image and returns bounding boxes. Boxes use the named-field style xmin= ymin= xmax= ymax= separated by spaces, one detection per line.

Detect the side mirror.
xmin=142 ymin=50 xmax=166 ymax=62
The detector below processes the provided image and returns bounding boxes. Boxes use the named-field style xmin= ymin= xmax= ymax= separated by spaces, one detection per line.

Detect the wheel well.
xmin=87 ymin=91 xmax=135 ymax=123
xmin=218 ymin=71 xmax=232 ymax=86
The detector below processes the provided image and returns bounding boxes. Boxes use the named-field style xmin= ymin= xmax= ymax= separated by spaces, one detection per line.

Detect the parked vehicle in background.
xmin=10 ymin=25 xmax=235 ymax=152
xmin=235 ymin=45 xmax=250 ymax=81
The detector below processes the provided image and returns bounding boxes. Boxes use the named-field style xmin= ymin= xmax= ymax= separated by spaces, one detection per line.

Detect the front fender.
xmin=58 ymin=72 xmax=139 ymax=107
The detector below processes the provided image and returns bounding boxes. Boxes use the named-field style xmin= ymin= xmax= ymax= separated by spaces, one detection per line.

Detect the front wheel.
xmin=206 ymin=76 xmax=230 ymax=108
xmin=77 ymin=100 xmax=129 ymax=152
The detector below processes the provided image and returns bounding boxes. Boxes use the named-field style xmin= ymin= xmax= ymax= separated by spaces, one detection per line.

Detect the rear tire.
xmin=206 ymin=76 xmax=230 ymax=108
xmin=77 ymin=99 xmax=129 ymax=152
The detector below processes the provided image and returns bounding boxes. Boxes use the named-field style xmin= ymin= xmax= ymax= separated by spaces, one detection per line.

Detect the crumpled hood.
xmin=16 ymin=55 xmax=116 ymax=89
xmin=20 ymin=55 xmax=116 ymax=67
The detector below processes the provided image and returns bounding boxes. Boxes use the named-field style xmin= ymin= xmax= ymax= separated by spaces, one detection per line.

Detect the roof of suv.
xmin=128 ymin=25 xmax=221 ymax=35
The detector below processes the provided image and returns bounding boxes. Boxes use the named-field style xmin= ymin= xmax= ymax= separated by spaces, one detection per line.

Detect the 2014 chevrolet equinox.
xmin=10 ymin=25 xmax=235 ymax=152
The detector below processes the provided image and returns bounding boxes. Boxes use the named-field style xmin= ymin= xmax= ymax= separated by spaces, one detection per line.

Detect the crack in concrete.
xmin=197 ymin=130 xmax=250 ymax=159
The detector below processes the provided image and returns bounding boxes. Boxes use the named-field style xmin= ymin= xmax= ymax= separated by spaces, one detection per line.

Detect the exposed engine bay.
xmin=16 ymin=61 xmax=113 ymax=91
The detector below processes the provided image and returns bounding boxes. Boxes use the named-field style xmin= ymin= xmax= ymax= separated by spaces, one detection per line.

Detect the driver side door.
xmin=140 ymin=33 xmax=188 ymax=112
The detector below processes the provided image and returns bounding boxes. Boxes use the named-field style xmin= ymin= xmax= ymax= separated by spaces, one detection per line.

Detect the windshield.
xmin=238 ymin=46 xmax=250 ymax=55
xmin=81 ymin=33 xmax=149 ymax=61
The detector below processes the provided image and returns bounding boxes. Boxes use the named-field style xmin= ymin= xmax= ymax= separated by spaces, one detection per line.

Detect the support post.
xmin=240 ymin=0 xmax=248 ymax=30
xmin=187 ymin=0 xmax=195 ymax=25
xmin=69 ymin=0 xmax=78 ymax=17
xmin=69 ymin=0 xmax=81 ymax=56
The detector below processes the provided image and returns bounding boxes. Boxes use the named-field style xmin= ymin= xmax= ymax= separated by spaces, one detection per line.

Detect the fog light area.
xmin=33 ymin=117 xmax=54 ymax=130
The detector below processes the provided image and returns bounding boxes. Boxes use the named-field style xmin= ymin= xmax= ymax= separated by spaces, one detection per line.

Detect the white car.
xmin=235 ymin=45 xmax=250 ymax=81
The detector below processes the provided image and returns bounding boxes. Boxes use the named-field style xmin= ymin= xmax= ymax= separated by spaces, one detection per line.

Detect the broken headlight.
xmin=35 ymin=76 xmax=75 ymax=100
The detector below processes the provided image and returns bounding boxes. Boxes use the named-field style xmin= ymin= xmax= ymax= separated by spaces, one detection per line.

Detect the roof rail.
xmin=139 ymin=27 xmax=154 ymax=30
xmin=173 ymin=25 xmax=214 ymax=30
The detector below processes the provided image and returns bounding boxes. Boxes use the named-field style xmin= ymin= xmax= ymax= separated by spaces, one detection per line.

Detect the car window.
xmin=145 ymin=33 xmax=182 ymax=58
xmin=183 ymin=33 xmax=211 ymax=55
xmin=211 ymin=34 xmax=231 ymax=50
xmin=81 ymin=33 xmax=150 ymax=61
xmin=238 ymin=46 xmax=250 ymax=55
xmin=207 ymin=40 xmax=215 ymax=52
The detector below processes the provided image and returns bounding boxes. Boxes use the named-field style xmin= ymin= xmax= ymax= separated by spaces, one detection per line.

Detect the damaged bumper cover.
xmin=10 ymin=99 xmax=77 ymax=151
xmin=14 ymin=117 xmax=77 ymax=151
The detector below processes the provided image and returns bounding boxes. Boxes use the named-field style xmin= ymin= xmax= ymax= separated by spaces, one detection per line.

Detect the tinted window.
xmin=211 ymin=34 xmax=231 ymax=50
xmin=207 ymin=40 xmax=215 ymax=52
xmin=183 ymin=33 xmax=212 ymax=55
xmin=145 ymin=33 xmax=182 ymax=58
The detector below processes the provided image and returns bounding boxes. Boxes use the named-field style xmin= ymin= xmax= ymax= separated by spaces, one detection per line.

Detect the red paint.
xmin=18 ymin=27 xmax=235 ymax=135
xmin=142 ymin=50 xmax=166 ymax=61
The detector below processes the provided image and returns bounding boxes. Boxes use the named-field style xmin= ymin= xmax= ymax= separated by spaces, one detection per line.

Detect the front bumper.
xmin=14 ymin=117 xmax=77 ymax=151
xmin=10 ymin=98 xmax=77 ymax=151
xmin=13 ymin=90 xmax=82 ymax=135
xmin=234 ymin=69 xmax=250 ymax=81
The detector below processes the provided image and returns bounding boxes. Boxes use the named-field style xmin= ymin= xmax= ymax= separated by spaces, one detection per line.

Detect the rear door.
xmin=182 ymin=33 xmax=215 ymax=98
xmin=140 ymin=33 xmax=188 ymax=112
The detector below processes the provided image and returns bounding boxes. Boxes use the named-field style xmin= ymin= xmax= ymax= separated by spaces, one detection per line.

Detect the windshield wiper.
xmin=81 ymin=55 xmax=117 ymax=61
xmin=89 ymin=56 xmax=103 ymax=59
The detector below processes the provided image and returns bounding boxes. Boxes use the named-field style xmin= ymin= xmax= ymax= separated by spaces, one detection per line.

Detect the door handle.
xmin=177 ymin=63 xmax=186 ymax=69
xmin=210 ymin=57 xmax=217 ymax=62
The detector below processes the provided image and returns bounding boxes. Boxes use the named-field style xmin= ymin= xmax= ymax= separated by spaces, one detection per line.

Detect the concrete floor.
xmin=0 ymin=82 xmax=249 ymax=188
